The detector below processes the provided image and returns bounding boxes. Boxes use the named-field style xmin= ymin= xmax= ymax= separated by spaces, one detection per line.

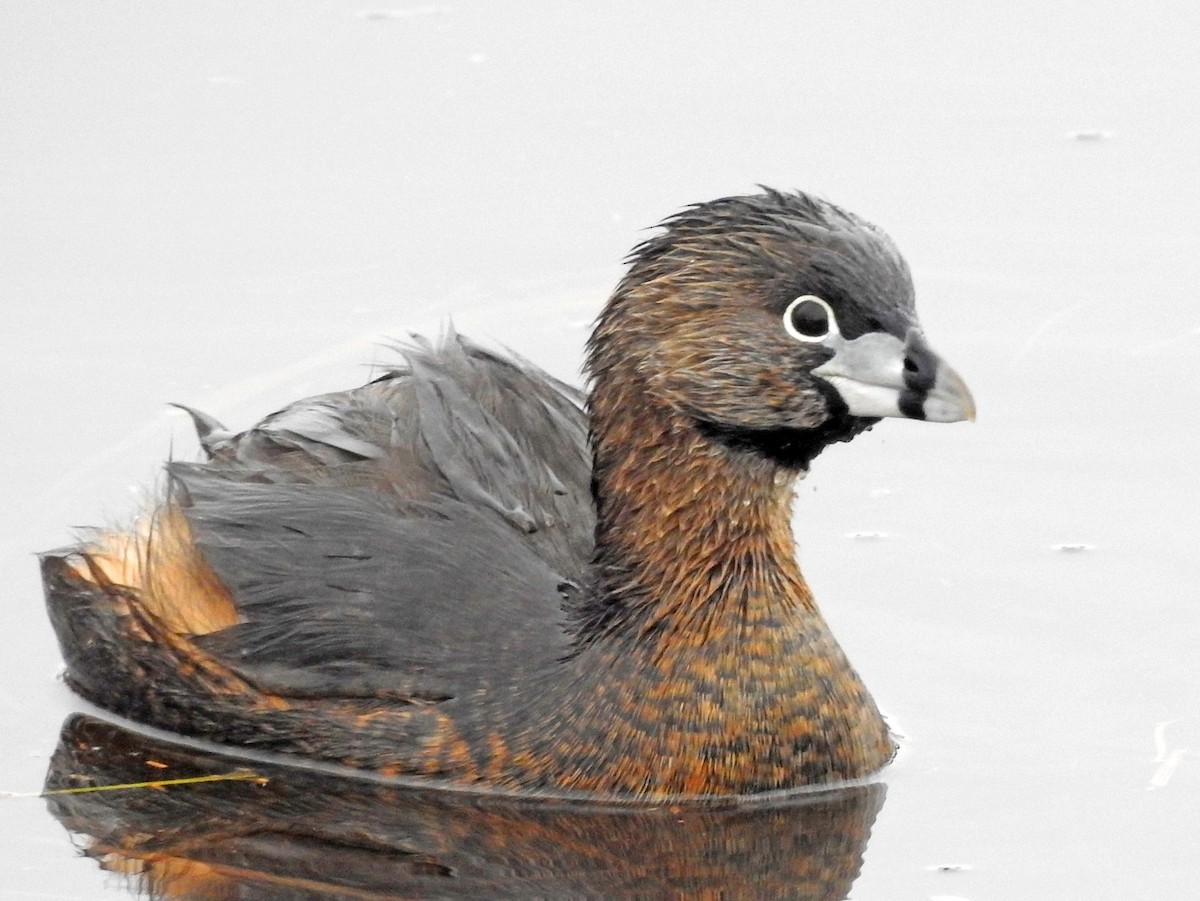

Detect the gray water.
xmin=3 ymin=2 xmax=1197 ymax=897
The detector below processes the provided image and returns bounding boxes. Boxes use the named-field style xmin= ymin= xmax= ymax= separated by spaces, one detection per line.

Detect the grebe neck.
xmin=582 ymin=373 xmax=815 ymax=644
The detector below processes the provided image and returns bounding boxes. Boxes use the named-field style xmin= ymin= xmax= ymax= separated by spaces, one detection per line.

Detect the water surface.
xmin=3 ymin=2 xmax=1197 ymax=897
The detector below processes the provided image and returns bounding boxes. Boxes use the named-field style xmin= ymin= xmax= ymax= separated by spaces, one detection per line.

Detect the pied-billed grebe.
xmin=43 ymin=189 xmax=974 ymax=800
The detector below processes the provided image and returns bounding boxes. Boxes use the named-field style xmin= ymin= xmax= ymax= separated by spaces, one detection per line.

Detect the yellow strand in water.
xmin=0 ymin=769 xmax=264 ymax=799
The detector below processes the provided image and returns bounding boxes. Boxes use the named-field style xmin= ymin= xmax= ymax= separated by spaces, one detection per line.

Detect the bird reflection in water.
xmin=45 ymin=714 xmax=885 ymax=900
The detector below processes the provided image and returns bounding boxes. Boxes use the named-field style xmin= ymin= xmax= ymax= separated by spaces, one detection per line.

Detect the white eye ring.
xmin=783 ymin=295 xmax=838 ymax=343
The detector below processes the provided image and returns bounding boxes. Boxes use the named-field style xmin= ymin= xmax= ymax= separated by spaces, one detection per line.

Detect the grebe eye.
xmin=783 ymin=295 xmax=836 ymax=342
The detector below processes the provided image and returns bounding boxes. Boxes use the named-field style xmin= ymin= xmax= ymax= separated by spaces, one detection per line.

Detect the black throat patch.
xmin=694 ymin=415 xmax=877 ymax=472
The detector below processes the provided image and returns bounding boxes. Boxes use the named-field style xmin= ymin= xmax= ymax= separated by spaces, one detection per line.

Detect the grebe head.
xmin=587 ymin=189 xmax=974 ymax=471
